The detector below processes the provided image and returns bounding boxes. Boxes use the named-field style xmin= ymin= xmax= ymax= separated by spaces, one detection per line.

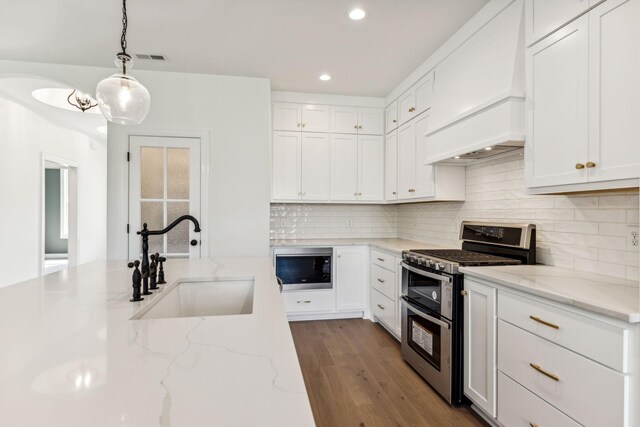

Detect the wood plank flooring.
xmin=289 ymin=319 xmax=486 ymax=427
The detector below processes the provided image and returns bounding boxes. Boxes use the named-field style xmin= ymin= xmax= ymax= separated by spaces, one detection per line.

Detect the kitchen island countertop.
xmin=0 ymin=258 xmax=314 ymax=426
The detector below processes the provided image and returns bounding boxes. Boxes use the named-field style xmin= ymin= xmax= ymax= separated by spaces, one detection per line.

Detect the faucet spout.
xmin=139 ymin=215 xmax=201 ymax=236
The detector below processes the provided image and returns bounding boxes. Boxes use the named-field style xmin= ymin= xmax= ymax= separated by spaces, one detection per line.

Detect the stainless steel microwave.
xmin=272 ymin=247 xmax=332 ymax=291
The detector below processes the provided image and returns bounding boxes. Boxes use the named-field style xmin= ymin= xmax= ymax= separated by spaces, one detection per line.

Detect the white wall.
xmin=0 ymin=60 xmax=272 ymax=260
xmin=0 ymin=96 xmax=107 ymax=288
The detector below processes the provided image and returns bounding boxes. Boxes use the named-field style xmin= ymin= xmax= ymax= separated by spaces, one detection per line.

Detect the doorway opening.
xmin=42 ymin=157 xmax=79 ymax=276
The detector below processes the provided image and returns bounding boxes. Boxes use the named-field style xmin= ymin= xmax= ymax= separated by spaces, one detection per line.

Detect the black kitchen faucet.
xmin=128 ymin=215 xmax=201 ymax=301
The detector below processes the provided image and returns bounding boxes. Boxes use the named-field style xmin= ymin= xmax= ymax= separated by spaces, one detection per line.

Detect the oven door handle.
xmin=401 ymin=297 xmax=451 ymax=330
xmin=401 ymin=262 xmax=452 ymax=283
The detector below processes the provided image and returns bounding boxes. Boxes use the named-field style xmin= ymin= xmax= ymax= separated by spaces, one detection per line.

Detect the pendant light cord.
xmin=120 ymin=0 xmax=128 ymax=54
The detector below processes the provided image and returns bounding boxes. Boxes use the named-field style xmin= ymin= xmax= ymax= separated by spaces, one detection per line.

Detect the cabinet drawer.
xmin=372 ymin=289 xmax=396 ymax=331
xmin=498 ymin=320 xmax=627 ymax=427
xmin=498 ymin=291 xmax=628 ymax=372
xmin=282 ymin=290 xmax=335 ymax=313
xmin=498 ymin=372 xmax=581 ymax=427
xmin=371 ymin=264 xmax=396 ymax=300
xmin=371 ymin=249 xmax=396 ymax=272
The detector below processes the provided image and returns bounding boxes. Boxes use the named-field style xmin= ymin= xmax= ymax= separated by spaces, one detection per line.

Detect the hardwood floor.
xmin=289 ymin=319 xmax=486 ymax=427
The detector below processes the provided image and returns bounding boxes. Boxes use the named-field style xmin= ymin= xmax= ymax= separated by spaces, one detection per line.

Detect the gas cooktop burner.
xmin=409 ymin=249 xmax=521 ymax=265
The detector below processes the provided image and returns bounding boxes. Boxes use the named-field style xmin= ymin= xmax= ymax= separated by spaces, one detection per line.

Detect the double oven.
xmin=400 ymin=262 xmax=464 ymax=405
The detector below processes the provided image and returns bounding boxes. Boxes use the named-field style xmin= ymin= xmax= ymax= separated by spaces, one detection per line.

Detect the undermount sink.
xmin=132 ymin=278 xmax=254 ymax=320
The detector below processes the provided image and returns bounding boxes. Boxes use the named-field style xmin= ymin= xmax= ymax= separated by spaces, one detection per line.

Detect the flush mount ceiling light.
xmin=348 ymin=8 xmax=366 ymax=20
xmin=319 ymin=74 xmax=332 ymax=81
xmin=95 ymin=0 xmax=150 ymax=125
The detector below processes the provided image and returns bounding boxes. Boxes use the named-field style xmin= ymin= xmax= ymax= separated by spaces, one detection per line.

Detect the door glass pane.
xmin=167 ymin=202 xmax=189 ymax=254
xmin=167 ymin=148 xmax=190 ymax=200
xmin=141 ymin=201 xmax=164 ymax=254
xmin=141 ymin=147 xmax=164 ymax=199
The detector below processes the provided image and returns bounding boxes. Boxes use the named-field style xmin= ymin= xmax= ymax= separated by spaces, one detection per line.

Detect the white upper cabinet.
xmin=272 ymin=102 xmax=302 ymax=132
xmin=331 ymin=106 xmax=384 ymax=135
xmin=526 ymin=0 xmax=640 ymax=190
xmin=358 ymin=135 xmax=384 ymax=201
xmin=385 ymin=131 xmax=398 ymax=201
xmin=300 ymin=133 xmax=331 ymax=201
xmin=272 ymin=131 xmax=301 ymax=200
xmin=587 ymin=0 xmax=640 ymax=182
xmin=525 ymin=17 xmax=590 ymax=187
xmin=331 ymin=134 xmax=384 ymax=202
xmin=385 ymin=102 xmax=398 ymax=134
xmin=397 ymin=120 xmax=417 ymax=200
xmin=398 ymin=71 xmax=434 ymax=126
xmin=273 ymin=102 xmax=329 ymax=132
xmin=525 ymin=0 xmax=591 ymax=46
xmin=272 ymin=132 xmax=331 ymax=201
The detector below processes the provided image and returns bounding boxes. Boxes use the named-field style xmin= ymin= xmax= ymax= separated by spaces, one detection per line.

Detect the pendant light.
xmin=96 ymin=0 xmax=150 ymax=125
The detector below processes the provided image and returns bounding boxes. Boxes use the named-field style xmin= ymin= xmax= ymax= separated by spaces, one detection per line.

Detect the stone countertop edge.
xmin=459 ymin=265 xmax=640 ymax=324
xmin=0 ymin=257 xmax=315 ymax=427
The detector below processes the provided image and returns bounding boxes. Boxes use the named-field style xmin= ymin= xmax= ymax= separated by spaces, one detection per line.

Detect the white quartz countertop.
xmin=460 ymin=265 xmax=640 ymax=323
xmin=270 ymin=238 xmax=445 ymax=255
xmin=0 ymin=258 xmax=314 ymax=427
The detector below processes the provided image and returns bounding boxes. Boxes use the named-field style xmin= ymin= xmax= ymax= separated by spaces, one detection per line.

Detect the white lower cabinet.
xmin=335 ymin=247 xmax=368 ymax=311
xmin=282 ymin=290 xmax=335 ymax=313
xmin=462 ymin=278 xmax=497 ymax=418
xmin=369 ymin=249 xmax=401 ymax=339
xmin=464 ymin=277 xmax=636 ymax=426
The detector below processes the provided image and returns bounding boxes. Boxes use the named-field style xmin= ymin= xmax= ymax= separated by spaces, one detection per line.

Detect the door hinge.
xmin=126 ymin=224 xmax=130 ymax=234
xmin=127 ymin=151 xmax=130 ymax=162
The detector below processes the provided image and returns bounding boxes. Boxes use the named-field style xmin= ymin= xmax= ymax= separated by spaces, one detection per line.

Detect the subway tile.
xmin=599 ymin=223 xmax=633 ymax=237
xmin=628 ymin=209 xmax=639 ymax=224
xmin=598 ymin=195 xmax=639 ymax=209
xmin=553 ymin=197 xmax=599 ymax=209
xmin=574 ymin=234 xmax=626 ymax=250
xmin=598 ymin=249 xmax=639 ymax=267
xmin=574 ymin=209 xmax=626 ymax=223
xmin=535 ymin=209 xmax=574 ymax=221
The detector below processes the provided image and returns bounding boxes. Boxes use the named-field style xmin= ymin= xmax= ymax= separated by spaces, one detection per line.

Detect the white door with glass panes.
xmin=129 ymin=136 xmax=202 ymax=260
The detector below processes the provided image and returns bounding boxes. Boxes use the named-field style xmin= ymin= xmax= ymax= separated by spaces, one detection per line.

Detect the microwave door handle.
xmin=401 ymin=262 xmax=451 ymax=283
xmin=401 ymin=299 xmax=451 ymax=330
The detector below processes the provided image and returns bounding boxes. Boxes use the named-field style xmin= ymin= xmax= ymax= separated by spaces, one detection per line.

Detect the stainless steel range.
xmin=400 ymin=221 xmax=536 ymax=405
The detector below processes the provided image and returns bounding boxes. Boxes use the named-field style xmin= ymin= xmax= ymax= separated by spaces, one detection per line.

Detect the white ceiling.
xmin=0 ymin=0 xmax=488 ymax=97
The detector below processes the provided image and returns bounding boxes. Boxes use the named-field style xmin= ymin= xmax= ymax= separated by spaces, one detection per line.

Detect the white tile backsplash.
xmin=270 ymin=153 xmax=639 ymax=280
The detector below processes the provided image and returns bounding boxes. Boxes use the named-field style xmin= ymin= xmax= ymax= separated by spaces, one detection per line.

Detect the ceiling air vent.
xmin=135 ymin=53 xmax=166 ymax=61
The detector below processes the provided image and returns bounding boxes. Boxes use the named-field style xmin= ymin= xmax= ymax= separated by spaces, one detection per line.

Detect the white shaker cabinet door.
xmin=587 ymin=0 xmax=640 ymax=182
xmin=300 ymin=133 xmax=331 ymax=201
xmin=463 ymin=279 xmax=497 ymax=418
xmin=335 ymin=247 xmax=368 ymax=311
xmin=301 ymin=104 xmax=330 ymax=132
xmin=397 ymin=121 xmax=416 ymax=200
xmin=358 ymin=108 xmax=384 ymax=135
xmin=414 ymin=113 xmax=435 ymax=199
xmin=385 ymin=102 xmax=398 ymax=133
xmin=272 ymin=102 xmax=302 ymax=131
xmin=414 ymin=71 xmax=434 ymax=116
xmin=331 ymin=106 xmax=359 ymax=134
xmin=385 ymin=131 xmax=398 ymax=201
xmin=525 ymin=17 xmax=589 ymax=187
xmin=272 ymin=131 xmax=301 ymax=200
xmin=330 ymin=134 xmax=359 ymax=201
xmin=398 ymin=89 xmax=416 ymax=126
xmin=525 ymin=0 xmax=591 ymax=46
xmin=358 ymin=135 xmax=384 ymax=202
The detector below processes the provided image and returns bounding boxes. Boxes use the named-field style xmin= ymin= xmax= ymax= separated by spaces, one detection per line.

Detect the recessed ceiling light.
xmin=349 ymin=8 xmax=366 ymax=20
xmin=319 ymin=74 xmax=332 ymax=81
xmin=454 ymin=156 xmax=461 ymax=159
xmin=485 ymin=146 xmax=493 ymax=151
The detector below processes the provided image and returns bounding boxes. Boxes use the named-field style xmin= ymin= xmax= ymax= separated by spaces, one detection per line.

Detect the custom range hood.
xmin=424 ymin=0 xmax=525 ymax=164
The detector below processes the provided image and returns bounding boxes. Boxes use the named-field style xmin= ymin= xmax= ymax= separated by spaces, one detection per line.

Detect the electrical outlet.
xmin=629 ymin=226 xmax=639 ymax=249
xmin=347 ymin=218 xmax=353 ymax=228
xmin=632 ymin=231 xmax=639 ymax=247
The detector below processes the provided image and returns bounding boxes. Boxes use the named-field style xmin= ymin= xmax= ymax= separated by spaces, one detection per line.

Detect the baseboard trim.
xmin=469 ymin=403 xmax=500 ymax=426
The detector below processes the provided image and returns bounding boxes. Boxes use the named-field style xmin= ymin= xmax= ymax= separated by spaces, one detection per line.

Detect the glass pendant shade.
xmin=96 ymin=73 xmax=150 ymax=125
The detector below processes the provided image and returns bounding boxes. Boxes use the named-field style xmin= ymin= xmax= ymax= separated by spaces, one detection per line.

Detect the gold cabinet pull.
xmin=530 ymin=363 xmax=559 ymax=382
xmin=297 ymin=300 xmax=311 ymax=304
xmin=586 ymin=161 xmax=596 ymax=168
xmin=392 ymin=191 xmax=397 ymax=195
xmin=529 ymin=315 xmax=559 ymax=330
xmin=575 ymin=163 xmax=585 ymax=170
xmin=377 ymin=257 xmax=385 ymax=262
xmin=392 ymin=119 xmax=397 ymax=123
xmin=377 ymin=304 xmax=385 ymax=310
xmin=408 ymin=107 xmax=415 ymax=112
xmin=530 ymin=423 xmax=539 ymax=427
xmin=377 ymin=278 xmax=385 ymax=283
xmin=408 ymin=188 xmax=416 ymax=193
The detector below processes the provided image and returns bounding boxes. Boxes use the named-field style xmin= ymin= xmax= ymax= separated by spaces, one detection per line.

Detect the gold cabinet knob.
xmin=296 ymin=123 xmax=301 ymax=128
xmin=392 ymin=191 xmax=397 ymax=195
xmin=354 ymin=125 xmax=358 ymax=129
xmin=301 ymin=123 xmax=306 ymax=128
xmin=586 ymin=161 xmax=596 ymax=168
xmin=377 ymin=304 xmax=385 ymax=310
xmin=575 ymin=163 xmax=585 ymax=170
xmin=392 ymin=119 xmax=397 ymax=123
xmin=358 ymin=125 xmax=362 ymax=129
xmin=461 ymin=290 xmax=468 ymax=296
xmin=408 ymin=107 xmax=415 ymax=112
xmin=408 ymin=188 xmax=416 ymax=193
